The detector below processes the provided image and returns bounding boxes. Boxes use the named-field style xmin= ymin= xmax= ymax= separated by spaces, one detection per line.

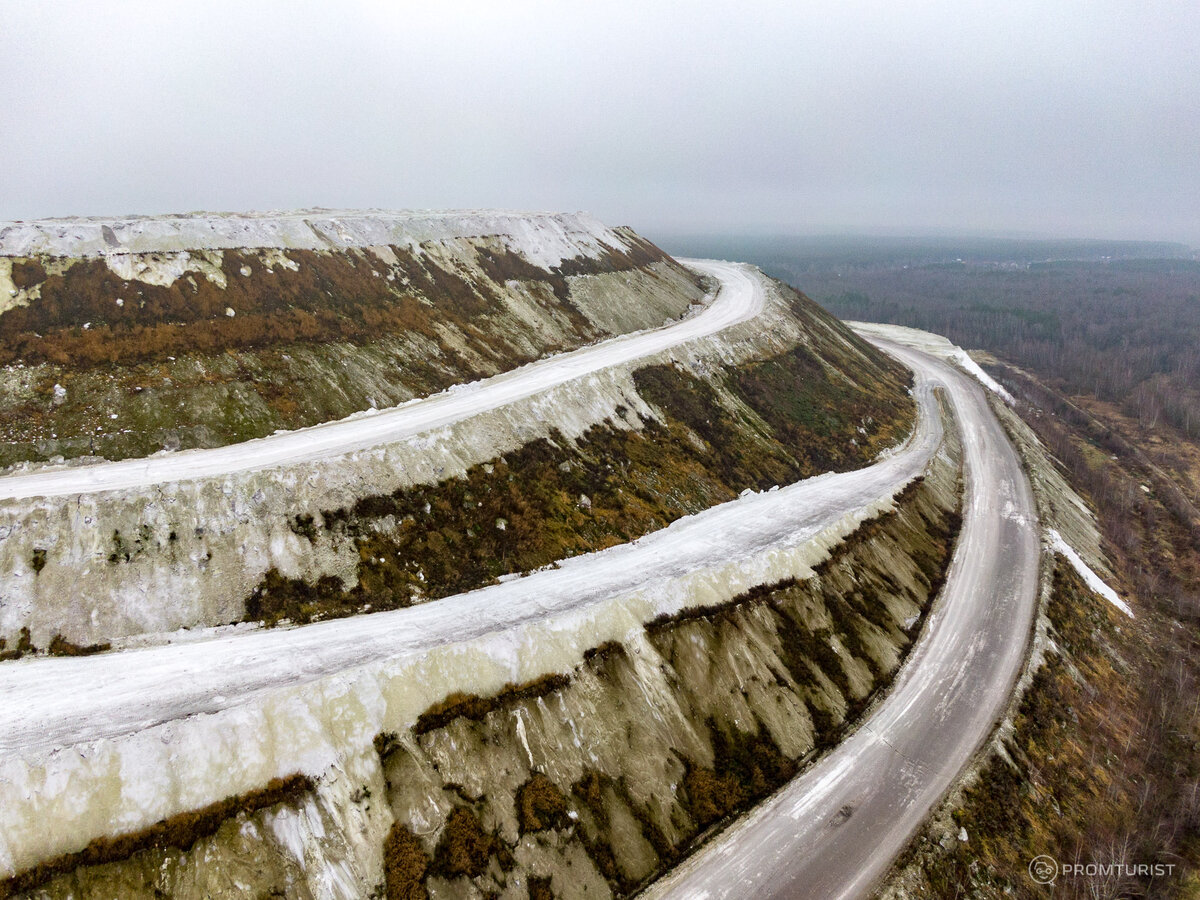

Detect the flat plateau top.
xmin=0 ymin=209 xmax=620 ymax=260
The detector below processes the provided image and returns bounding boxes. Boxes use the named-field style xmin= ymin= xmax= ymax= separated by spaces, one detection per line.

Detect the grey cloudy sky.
xmin=2 ymin=1 xmax=1197 ymax=243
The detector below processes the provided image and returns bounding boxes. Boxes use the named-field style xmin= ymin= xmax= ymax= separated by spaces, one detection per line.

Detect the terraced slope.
xmin=0 ymin=322 xmax=954 ymax=899
xmin=0 ymin=211 xmax=703 ymax=468
xmin=0 ymin=252 xmax=914 ymax=649
xmin=0 ymin=226 xmax=940 ymax=899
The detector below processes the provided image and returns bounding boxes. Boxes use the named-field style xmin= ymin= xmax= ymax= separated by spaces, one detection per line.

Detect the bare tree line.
xmin=806 ymin=259 xmax=1200 ymax=439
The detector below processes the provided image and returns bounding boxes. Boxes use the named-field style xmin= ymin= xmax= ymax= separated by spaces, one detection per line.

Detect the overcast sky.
xmin=2 ymin=1 xmax=1197 ymax=244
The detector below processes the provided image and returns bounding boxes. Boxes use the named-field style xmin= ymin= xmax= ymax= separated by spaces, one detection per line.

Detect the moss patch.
xmin=431 ymin=807 xmax=495 ymax=880
xmin=517 ymin=774 xmax=572 ymax=834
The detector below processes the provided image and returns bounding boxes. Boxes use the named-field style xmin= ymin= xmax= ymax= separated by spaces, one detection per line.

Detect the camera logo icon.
xmin=1029 ymin=855 xmax=1058 ymax=884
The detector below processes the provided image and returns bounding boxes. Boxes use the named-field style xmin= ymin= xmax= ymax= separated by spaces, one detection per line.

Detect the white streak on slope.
xmin=1049 ymin=528 xmax=1133 ymax=617
xmin=951 ymin=348 xmax=1016 ymax=405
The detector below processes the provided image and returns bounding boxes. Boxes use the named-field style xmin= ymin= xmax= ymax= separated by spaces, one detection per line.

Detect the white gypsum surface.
xmin=0 ymin=370 xmax=942 ymax=755
xmin=0 ymin=269 xmax=955 ymax=883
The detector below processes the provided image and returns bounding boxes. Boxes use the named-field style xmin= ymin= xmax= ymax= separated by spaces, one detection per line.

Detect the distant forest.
xmin=660 ymin=234 xmax=1200 ymax=438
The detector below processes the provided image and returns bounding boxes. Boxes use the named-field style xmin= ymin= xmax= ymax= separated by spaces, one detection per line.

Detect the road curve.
xmin=642 ymin=334 xmax=1040 ymax=900
xmin=0 ymin=260 xmax=761 ymax=501
xmin=0 ymin=265 xmax=1035 ymax=900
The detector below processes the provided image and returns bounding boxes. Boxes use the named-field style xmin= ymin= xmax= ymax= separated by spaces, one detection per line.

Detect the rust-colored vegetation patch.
xmin=0 ymin=774 xmax=314 ymax=899
xmin=0 ymin=240 xmax=668 ymax=367
xmin=0 ymin=236 xmax=693 ymax=468
xmin=517 ymin=774 xmax=572 ymax=834
xmin=0 ymin=627 xmax=33 ymax=662
xmin=0 ymin=627 xmax=110 ymax=661
xmin=412 ymin=673 xmax=570 ymax=735
xmin=646 ymin=577 xmax=801 ymax=632
xmin=46 ymin=634 xmax=111 ymax=657
xmin=432 ymin=807 xmax=496 ymax=880
xmin=682 ymin=725 xmax=798 ymax=829
xmin=383 ymin=823 xmax=431 ymax=900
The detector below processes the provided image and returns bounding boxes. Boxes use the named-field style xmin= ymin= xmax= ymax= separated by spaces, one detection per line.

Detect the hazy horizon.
xmin=3 ymin=2 xmax=1197 ymax=245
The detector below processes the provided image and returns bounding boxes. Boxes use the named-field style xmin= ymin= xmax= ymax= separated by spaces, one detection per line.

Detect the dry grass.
xmin=0 ymin=774 xmax=314 ymax=899
xmin=431 ymin=808 xmax=493 ymax=880
xmin=412 ymin=674 xmax=570 ymax=736
xmin=46 ymin=634 xmax=111 ymax=657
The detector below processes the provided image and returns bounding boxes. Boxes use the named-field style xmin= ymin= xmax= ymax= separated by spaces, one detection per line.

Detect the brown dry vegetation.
xmin=681 ymin=725 xmax=798 ymax=830
xmin=244 ymin=343 xmax=913 ymax=626
xmin=0 ymin=235 xmax=690 ymax=468
xmin=431 ymin=808 xmax=496 ymax=880
xmin=411 ymin=674 xmax=571 ymax=735
xmin=383 ymin=824 xmax=431 ymax=900
xmin=0 ymin=240 xmax=668 ymax=368
xmin=517 ymin=774 xmax=572 ymax=834
xmin=0 ymin=627 xmax=109 ymax=661
xmin=0 ymin=774 xmax=314 ymax=899
xmin=891 ymin=366 xmax=1200 ymax=898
